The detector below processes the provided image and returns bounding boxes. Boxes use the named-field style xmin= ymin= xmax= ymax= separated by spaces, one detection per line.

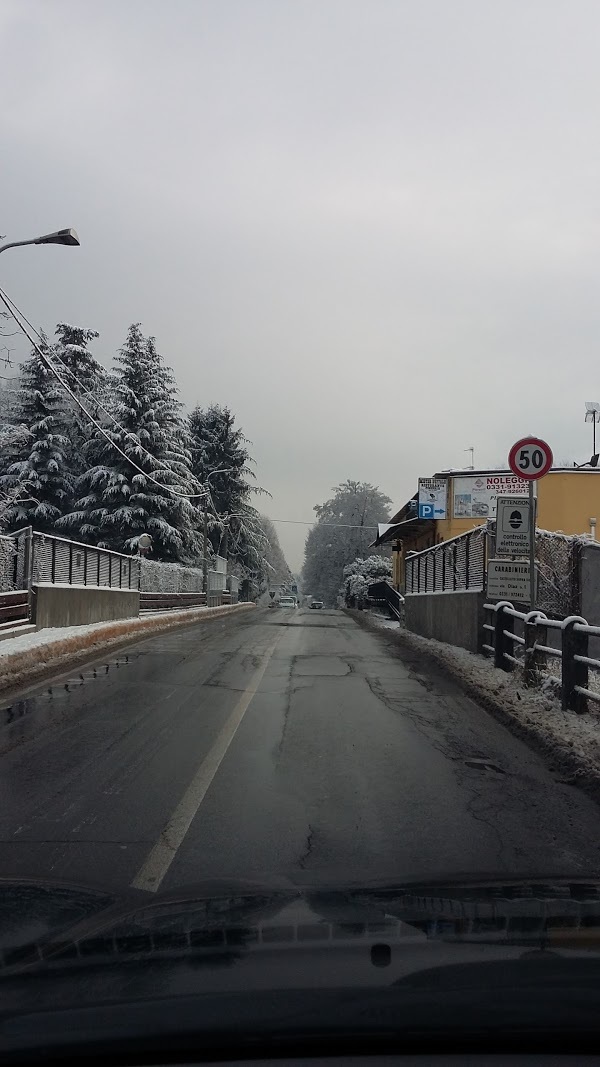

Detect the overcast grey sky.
xmin=2 ymin=0 xmax=600 ymax=568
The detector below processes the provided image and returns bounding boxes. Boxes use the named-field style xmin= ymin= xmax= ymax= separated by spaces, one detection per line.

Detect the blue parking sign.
xmin=418 ymin=503 xmax=435 ymax=519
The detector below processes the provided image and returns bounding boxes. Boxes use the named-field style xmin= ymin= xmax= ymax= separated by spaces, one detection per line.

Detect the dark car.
xmin=310 ymin=600 xmax=324 ymax=609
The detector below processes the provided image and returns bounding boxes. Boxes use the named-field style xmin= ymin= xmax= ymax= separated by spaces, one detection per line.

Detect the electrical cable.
xmin=0 ymin=286 xmax=211 ymax=501
xmin=0 ymin=290 xmax=381 ymax=533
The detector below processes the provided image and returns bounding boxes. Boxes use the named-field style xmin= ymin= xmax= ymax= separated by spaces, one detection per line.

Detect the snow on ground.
xmin=364 ymin=610 xmax=600 ymax=803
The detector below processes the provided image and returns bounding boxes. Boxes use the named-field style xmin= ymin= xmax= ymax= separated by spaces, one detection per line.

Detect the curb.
xmin=348 ymin=608 xmax=600 ymax=809
xmin=0 ymin=603 xmax=255 ymax=700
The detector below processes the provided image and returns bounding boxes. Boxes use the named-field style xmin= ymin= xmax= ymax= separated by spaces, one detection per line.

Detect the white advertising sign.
xmin=453 ymin=475 xmax=529 ymax=519
xmin=487 ymin=559 xmax=537 ymax=603
xmin=418 ymin=478 xmax=447 ymax=520
xmin=495 ymin=497 xmax=530 ymax=557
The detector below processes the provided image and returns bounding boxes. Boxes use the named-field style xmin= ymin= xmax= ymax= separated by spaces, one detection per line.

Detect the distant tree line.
xmin=302 ymin=480 xmax=391 ymax=604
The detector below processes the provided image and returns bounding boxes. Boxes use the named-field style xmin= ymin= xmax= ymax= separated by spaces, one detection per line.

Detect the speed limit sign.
xmin=508 ymin=436 xmax=553 ymax=481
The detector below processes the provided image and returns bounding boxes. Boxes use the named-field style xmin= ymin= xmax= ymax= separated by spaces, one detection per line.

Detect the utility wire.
xmin=268 ymin=518 xmax=378 ymax=530
xmin=0 ymin=290 xmax=382 ymax=533
xmin=0 ymin=286 xmax=211 ymax=501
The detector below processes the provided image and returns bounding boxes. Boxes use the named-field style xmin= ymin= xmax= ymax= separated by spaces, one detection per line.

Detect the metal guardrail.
xmin=140 ymin=592 xmax=208 ymax=613
xmin=365 ymin=581 xmax=404 ymax=620
xmin=483 ymin=601 xmax=600 ymax=712
xmin=0 ymin=590 xmax=30 ymax=628
xmin=405 ymin=526 xmax=486 ymax=594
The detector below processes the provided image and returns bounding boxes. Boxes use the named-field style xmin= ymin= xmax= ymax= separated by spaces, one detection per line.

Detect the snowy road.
xmin=0 ymin=606 xmax=599 ymax=894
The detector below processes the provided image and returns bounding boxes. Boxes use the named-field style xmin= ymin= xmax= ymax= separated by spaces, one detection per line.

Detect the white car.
xmin=278 ymin=596 xmax=297 ymax=608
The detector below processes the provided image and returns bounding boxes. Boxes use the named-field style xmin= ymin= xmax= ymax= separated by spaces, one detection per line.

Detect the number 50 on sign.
xmin=508 ymin=437 xmax=553 ymax=481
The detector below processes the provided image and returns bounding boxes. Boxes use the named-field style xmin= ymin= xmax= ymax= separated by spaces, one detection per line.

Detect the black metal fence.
xmin=12 ymin=529 xmax=141 ymax=590
xmin=405 ymin=526 xmax=487 ymax=594
xmin=483 ymin=600 xmax=600 ymax=712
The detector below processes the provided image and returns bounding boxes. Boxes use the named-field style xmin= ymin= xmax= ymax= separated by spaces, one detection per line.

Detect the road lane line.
xmin=130 ymin=635 xmax=281 ymax=893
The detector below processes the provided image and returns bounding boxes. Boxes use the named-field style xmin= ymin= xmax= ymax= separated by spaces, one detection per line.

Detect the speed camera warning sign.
xmin=496 ymin=496 xmax=530 ymax=556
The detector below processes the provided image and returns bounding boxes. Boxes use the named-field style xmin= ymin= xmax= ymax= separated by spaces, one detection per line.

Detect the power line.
xmin=0 ymin=286 xmax=211 ymax=502
xmin=268 ymin=518 xmax=378 ymax=530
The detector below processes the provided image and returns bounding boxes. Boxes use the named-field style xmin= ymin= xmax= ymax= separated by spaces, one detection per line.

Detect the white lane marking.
xmin=130 ymin=635 xmax=281 ymax=892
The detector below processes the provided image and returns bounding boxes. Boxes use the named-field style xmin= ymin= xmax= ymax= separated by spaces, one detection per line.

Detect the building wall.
xmin=435 ymin=471 xmax=600 ymax=542
xmin=537 ymin=472 xmax=600 ymax=536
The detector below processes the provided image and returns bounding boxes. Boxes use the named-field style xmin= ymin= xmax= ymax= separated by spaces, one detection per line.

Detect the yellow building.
xmin=375 ymin=468 xmax=600 ymax=592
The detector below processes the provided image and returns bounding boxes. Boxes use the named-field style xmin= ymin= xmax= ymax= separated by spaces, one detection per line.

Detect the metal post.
xmin=68 ymin=542 xmax=73 ymax=585
xmin=97 ymin=551 xmax=101 ymax=586
xmin=108 ymin=553 xmax=112 ymax=588
xmin=442 ymin=548 xmax=446 ymax=590
xmin=524 ymin=611 xmax=545 ymax=687
xmin=562 ymin=618 xmax=589 ymax=713
xmin=51 ymin=539 xmax=56 ymax=584
xmin=83 ymin=547 xmax=87 ymax=586
xmin=529 ymin=481 xmax=536 ymax=608
xmin=494 ymin=602 xmax=514 ymax=672
xmin=203 ymin=502 xmax=208 ymax=594
xmin=465 ymin=532 xmax=470 ymax=589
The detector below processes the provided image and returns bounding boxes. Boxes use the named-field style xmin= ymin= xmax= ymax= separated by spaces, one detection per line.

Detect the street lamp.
xmin=0 ymin=228 xmax=80 ymax=256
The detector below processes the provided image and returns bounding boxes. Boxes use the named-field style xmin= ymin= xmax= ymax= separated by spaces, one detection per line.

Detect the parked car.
xmin=310 ymin=600 xmax=324 ymax=610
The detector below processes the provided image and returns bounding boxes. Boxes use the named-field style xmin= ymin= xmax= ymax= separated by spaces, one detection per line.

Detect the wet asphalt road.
xmin=0 ymin=605 xmax=599 ymax=894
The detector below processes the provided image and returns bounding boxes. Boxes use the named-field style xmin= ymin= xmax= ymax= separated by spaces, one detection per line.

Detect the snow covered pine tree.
xmin=52 ymin=323 xmax=106 ymax=478
xmin=59 ymin=324 xmax=202 ymax=560
xmin=0 ymin=345 xmax=74 ymax=533
xmin=188 ymin=403 xmax=269 ymax=579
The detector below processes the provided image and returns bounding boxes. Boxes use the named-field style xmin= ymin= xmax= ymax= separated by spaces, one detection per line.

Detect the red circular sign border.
xmin=508 ymin=437 xmax=554 ymax=481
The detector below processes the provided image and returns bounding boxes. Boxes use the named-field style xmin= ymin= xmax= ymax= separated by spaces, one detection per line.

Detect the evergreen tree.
xmin=59 ymin=324 xmax=202 ymax=560
xmin=0 ymin=349 xmax=74 ymax=532
xmin=302 ymin=481 xmax=391 ymax=604
xmin=188 ymin=404 xmax=267 ymax=567
xmin=52 ymin=322 xmax=105 ymax=478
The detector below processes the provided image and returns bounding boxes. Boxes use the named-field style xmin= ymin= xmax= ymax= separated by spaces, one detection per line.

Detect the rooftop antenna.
xmin=586 ymin=402 xmax=600 ymax=456
xmin=464 ymin=446 xmax=475 ymax=470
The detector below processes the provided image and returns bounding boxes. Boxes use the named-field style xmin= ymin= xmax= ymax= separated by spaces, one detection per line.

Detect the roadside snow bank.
xmin=358 ymin=610 xmax=600 ymax=805
xmin=0 ymin=603 xmax=254 ymax=697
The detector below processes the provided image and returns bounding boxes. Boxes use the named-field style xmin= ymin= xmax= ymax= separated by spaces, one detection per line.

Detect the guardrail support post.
xmin=562 ymin=617 xmax=589 ymax=713
xmin=494 ymin=601 xmax=514 ymax=672
xmin=524 ymin=610 xmax=546 ymax=687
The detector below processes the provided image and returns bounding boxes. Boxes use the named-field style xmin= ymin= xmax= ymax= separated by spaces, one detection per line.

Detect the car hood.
xmin=2 ymin=872 xmax=600 ymax=969
xmin=3 ymin=875 xmax=600 ymax=1054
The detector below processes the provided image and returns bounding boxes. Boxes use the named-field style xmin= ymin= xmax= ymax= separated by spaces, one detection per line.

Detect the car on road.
xmin=278 ymin=596 xmax=297 ymax=608
xmin=310 ymin=600 xmax=324 ymax=609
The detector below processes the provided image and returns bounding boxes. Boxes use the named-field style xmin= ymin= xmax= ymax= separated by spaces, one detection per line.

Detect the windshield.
xmin=1 ymin=0 xmax=600 ymax=1054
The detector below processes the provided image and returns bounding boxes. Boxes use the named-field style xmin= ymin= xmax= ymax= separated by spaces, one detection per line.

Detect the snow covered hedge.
xmin=140 ymin=558 xmax=205 ymax=593
xmin=0 ymin=535 xmax=16 ymax=592
xmin=342 ymin=555 xmax=392 ymax=604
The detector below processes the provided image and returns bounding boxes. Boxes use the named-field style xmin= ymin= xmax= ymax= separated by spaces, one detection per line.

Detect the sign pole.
xmin=529 ymin=480 xmax=536 ymax=608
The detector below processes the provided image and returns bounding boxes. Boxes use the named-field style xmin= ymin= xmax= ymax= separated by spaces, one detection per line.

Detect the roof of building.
xmin=434 ymin=466 xmax=600 ymax=477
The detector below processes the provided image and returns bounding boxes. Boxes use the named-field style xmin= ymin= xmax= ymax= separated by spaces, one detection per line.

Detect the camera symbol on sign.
xmin=509 ymin=510 xmax=523 ymax=529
